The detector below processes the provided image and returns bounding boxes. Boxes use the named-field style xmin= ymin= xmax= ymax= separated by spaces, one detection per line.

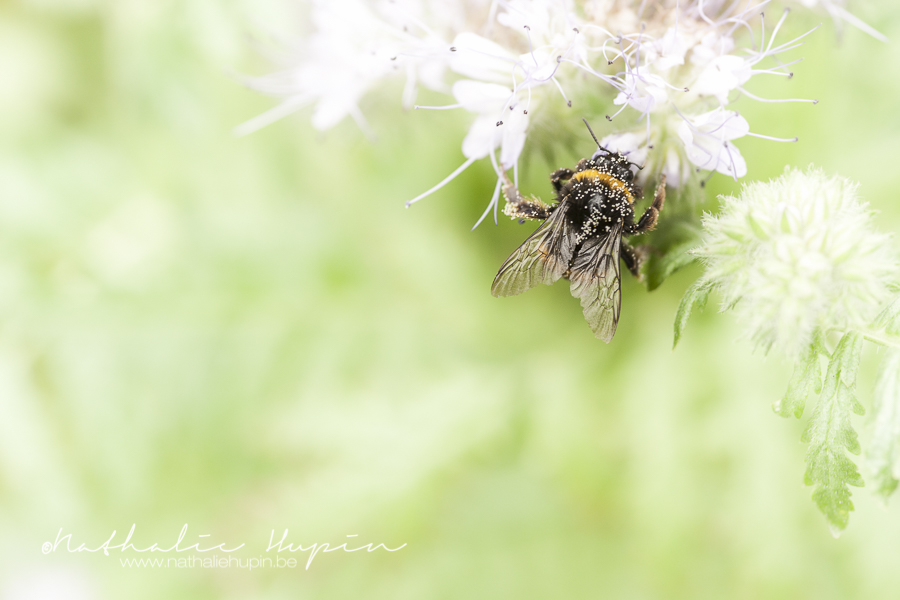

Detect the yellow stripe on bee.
xmin=572 ymin=169 xmax=634 ymax=203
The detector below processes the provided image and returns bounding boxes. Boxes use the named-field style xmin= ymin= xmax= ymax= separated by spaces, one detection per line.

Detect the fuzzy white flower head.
xmin=240 ymin=0 xmax=880 ymax=222
xmin=695 ymin=167 xmax=898 ymax=358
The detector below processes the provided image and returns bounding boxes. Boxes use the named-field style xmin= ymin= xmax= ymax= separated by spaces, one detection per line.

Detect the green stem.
xmin=831 ymin=328 xmax=900 ymax=350
xmin=861 ymin=331 xmax=900 ymax=350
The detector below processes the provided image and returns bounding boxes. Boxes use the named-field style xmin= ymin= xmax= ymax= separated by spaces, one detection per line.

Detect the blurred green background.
xmin=2 ymin=1 xmax=900 ymax=598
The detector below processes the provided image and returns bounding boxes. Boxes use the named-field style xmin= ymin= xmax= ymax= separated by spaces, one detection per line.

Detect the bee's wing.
xmin=568 ymin=221 xmax=623 ymax=343
xmin=491 ymin=202 xmax=575 ymax=297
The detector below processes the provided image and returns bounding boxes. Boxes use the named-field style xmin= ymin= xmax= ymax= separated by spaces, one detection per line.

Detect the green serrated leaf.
xmin=836 ymin=333 xmax=863 ymax=389
xmin=673 ymin=280 xmax=711 ymax=349
xmin=875 ymin=295 xmax=900 ymax=336
xmin=802 ymin=331 xmax=864 ymax=534
xmin=641 ymin=195 xmax=705 ymax=291
xmin=646 ymin=241 xmax=698 ymax=291
xmin=805 ymin=446 xmax=864 ymax=536
xmin=866 ymin=348 xmax=900 ymax=498
xmin=773 ymin=334 xmax=824 ymax=419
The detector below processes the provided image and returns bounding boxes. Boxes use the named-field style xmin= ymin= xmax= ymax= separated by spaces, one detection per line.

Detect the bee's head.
xmin=581 ymin=118 xmax=642 ymax=184
xmin=590 ymin=148 xmax=642 ymax=183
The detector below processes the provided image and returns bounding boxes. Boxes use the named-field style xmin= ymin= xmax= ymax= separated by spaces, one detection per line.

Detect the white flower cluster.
xmin=240 ymin=0 xmax=883 ymax=221
xmin=694 ymin=168 xmax=897 ymax=358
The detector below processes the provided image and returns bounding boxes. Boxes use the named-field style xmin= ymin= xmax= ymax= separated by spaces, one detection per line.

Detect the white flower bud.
xmin=695 ymin=168 xmax=898 ymax=358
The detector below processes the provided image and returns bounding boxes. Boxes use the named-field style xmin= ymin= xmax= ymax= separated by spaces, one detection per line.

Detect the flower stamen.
xmin=405 ymin=156 xmax=477 ymax=207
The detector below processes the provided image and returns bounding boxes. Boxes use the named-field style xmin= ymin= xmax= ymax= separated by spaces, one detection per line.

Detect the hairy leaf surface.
xmin=801 ymin=332 xmax=864 ymax=535
xmin=867 ymin=348 xmax=900 ymax=498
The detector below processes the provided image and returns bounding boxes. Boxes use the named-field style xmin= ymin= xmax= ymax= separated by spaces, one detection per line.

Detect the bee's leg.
xmin=620 ymin=239 xmax=644 ymax=280
xmin=501 ymin=171 xmax=551 ymax=221
xmin=630 ymin=174 xmax=667 ymax=234
xmin=550 ymin=168 xmax=575 ymax=194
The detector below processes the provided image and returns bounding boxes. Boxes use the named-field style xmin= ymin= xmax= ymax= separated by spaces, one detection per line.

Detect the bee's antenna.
xmin=582 ymin=118 xmax=602 ymax=149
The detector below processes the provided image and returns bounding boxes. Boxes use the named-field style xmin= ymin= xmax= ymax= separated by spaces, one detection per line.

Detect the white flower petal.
xmin=452 ymin=80 xmax=511 ymax=113
xmin=462 ymin=114 xmax=500 ymax=159
xmin=449 ymin=32 xmax=517 ymax=84
xmin=524 ymin=49 xmax=558 ymax=82
xmin=311 ymin=94 xmax=357 ymax=131
xmin=663 ymin=147 xmax=691 ymax=188
xmin=676 ymin=119 xmax=694 ymax=147
xmin=698 ymin=109 xmax=750 ymax=140
xmin=497 ymin=0 xmax=580 ymax=50
xmin=498 ymin=0 xmax=552 ymax=39
xmin=500 ymin=109 xmax=529 ymax=168
xmin=692 ymin=55 xmax=752 ymax=103
xmin=599 ymin=132 xmax=647 ymax=164
xmin=719 ymin=142 xmax=747 ymax=177
xmin=614 ymin=73 xmax=669 ymax=113
xmin=679 ymin=109 xmax=749 ymax=177
xmin=651 ymin=27 xmax=689 ymax=70
xmin=689 ymin=32 xmax=736 ymax=67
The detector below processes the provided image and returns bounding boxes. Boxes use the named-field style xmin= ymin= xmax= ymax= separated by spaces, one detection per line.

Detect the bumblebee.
xmin=491 ymin=120 xmax=666 ymax=342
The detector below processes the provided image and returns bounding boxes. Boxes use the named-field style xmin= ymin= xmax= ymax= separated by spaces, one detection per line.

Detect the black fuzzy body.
xmin=554 ymin=156 xmax=641 ymax=249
